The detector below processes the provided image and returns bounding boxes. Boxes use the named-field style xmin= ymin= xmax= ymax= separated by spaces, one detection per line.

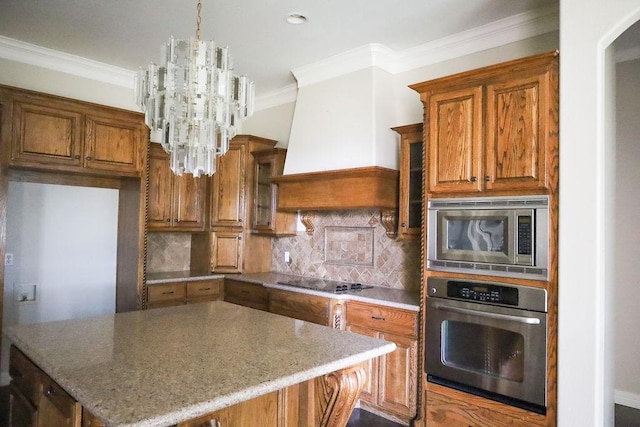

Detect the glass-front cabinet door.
xmin=251 ymin=148 xmax=297 ymax=236
xmin=393 ymin=123 xmax=423 ymax=240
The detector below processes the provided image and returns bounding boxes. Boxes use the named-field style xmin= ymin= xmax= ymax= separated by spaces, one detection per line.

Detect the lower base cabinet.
xmin=345 ymin=301 xmax=419 ymax=424
xmin=425 ymin=383 xmax=547 ymax=427
xmin=146 ymin=279 xmax=223 ymax=309
xmin=9 ymin=345 xmax=82 ymax=427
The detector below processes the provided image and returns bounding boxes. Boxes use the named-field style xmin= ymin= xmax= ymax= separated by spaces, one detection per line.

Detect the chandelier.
xmin=135 ymin=0 xmax=254 ymax=177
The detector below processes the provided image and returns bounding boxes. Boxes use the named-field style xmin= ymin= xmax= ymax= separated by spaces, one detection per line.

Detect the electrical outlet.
xmin=5 ymin=253 xmax=13 ymax=266
xmin=284 ymin=251 xmax=291 ymax=263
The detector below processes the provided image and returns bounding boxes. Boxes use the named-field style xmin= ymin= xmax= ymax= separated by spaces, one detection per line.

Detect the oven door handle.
xmin=432 ymin=303 xmax=542 ymax=325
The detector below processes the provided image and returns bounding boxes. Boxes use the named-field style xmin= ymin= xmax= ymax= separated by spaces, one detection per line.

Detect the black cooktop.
xmin=276 ymin=278 xmax=374 ymax=294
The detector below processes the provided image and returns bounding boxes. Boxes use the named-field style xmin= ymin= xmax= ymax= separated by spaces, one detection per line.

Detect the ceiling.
xmin=0 ymin=0 xmax=562 ymax=98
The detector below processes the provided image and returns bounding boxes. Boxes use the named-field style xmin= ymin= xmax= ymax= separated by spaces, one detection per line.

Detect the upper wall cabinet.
xmin=148 ymin=143 xmax=208 ymax=231
xmin=0 ymin=85 xmax=146 ymax=177
xmin=410 ymin=51 xmax=559 ymax=196
xmin=251 ymin=148 xmax=297 ymax=237
xmin=393 ymin=123 xmax=423 ymax=241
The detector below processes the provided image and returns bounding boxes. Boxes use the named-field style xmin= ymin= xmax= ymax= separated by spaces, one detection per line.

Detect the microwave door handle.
xmin=432 ymin=303 xmax=542 ymax=325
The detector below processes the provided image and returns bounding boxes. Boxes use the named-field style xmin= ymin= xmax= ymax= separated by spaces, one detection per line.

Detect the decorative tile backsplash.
xmin=272 ymin=210 xmax=421 ymax=291
xmin=147 ymin=232 xmax=191 ymax=272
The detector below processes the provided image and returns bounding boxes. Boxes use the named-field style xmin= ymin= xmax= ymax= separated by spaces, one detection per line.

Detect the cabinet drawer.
xmin=40 ymin=373 xmax=81 ymax=422
xmin=9 ymin=345 xmax=40 ymax=405
xmin=224 ymin=279 xmax=269 ymax=311
xmin=147 ymin=282 xmax=186 ymax=304
xmin=187 ymin=279 xmax=223 ymax=300
xmin=268 ymin=289 xmax=331 ymax=326
xmin=346 ymin=301 xmax=418 ymax=338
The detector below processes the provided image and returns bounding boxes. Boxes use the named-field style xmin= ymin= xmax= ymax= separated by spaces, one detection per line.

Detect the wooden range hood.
xmin=272 ymin=166 xmax=399 ymax=236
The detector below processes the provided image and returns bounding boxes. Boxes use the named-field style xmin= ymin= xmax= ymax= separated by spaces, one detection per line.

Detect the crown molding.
xmin=254 ymin=83 xmax=298 ymax=111
xmin=0 ymin=36 xmax=135 ymax=88
xmin=293 ymin=4 xmax=559 ymax=88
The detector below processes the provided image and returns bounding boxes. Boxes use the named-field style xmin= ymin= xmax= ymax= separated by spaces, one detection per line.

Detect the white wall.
xmin=1 ymin=182 xmax=118 ymax=385
xmin=559 ymin=1 xmax=640 ymax=426
xmin=614 ymin=57 xmax=640 ymax=407
xmin=0 ymin=58 xmax=138 ymax=111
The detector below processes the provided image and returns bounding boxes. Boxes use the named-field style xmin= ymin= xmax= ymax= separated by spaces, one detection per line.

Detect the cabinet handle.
xmin=371 ymin=316 xmax=386 ymax=321
xmin=470 ymin=176 xmax=477 ymax=182
xmin=161 ymin=291 xmax=175 ymax=295
xmin=200 ymin=287 xmax=211 ymax=291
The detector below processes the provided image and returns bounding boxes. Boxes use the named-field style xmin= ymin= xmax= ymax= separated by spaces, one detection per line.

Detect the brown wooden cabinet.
xmin=393 ymin=123 xmax=423 ymax=240
xmin=209 ymin=135 xmax=278 ymax=274
xmin=410 ymin=51 xmax=559 ymax=196
xmin=2 ymin=86 xmax=145 ymax=177
xmin=146 ymin=279 xmax=223 ymax=309
xmin=223 ymin=279 xmax=270 ymax=311
xmin=268 ymin=288 xmax=340 ymax=327
xmin=345 ymin=301 xmax=418 ymax=423
xmin=251 ymin=148 xmax=297 ymax=236
xmin=148 ymin=143 xmax=208 ymax=231
xmin=9 ymin=345 xmax=82 ymax=427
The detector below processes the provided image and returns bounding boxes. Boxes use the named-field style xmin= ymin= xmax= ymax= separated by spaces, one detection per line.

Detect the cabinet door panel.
xmin=173 ymin=173 xmax=207 ymax=230
xmin=9 ymin=383 xmax=37 ymax=427
xmin=38 ymin=375 xmax=82 ymax=427
xmin=84 ymin=115 xmax=141 ymax=174
xmin=427 ymin=86 xmax=483 ymax=194
xmin=12 ymin=99 xmax=83 ymax=167
xmin=378 ymin=332 xmax=418 ymax=417
xmin=211 ymin=229 xmax=243 ymax=273
xmin=394 ymin=123 xmax=423 ymax=240
xmin=148 ymin=147 xmax=173 ymax=228
xmin=211 ymin=145 xmax=246 ymax=227
xmin=345 ymin=325 xmax=378 ymax=403
xmin=485 ymin=74 xmax=548 ymax=191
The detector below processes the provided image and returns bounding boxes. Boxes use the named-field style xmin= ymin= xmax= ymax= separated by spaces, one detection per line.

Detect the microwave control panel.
xmin=517 ymin=215 xmax=533 ymax=255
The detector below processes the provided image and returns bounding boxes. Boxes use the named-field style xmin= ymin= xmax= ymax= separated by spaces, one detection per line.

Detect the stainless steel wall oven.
xmin=426 ymin=277 xmax=548 ymax=414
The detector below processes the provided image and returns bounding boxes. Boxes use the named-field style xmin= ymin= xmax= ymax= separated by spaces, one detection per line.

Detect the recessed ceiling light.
xmin=286 ymin=13 xmax=307 ymax=25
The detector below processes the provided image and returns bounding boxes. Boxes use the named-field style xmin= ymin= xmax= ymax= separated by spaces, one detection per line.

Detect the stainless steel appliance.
xmin=427 ymin=195 xmax=549 ymax=280
xmin=426 ymin=277 xmax=548 ymax=414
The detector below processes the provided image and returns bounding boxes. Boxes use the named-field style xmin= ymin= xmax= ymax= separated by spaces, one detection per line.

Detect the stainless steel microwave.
xmin=427 ymin=196 xmax=549 ymax=280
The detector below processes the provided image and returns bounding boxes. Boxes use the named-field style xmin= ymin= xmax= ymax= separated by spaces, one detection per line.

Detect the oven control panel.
xmin=444 ymin=280 xmax=519 ymax=306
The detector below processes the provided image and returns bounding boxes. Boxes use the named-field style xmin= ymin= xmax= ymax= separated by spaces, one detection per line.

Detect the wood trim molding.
xmin=299 ymin=212 xmax=315 ymax=235
xmin=380 ymin=209 xmax=398 ymax=238
xmin=315 ymin=363 xmax=368 ymax=427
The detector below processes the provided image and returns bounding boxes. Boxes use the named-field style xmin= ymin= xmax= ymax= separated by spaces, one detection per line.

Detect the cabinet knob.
xmin=401 ymin=222 xmax=407 ymax=227
xmin=166 ymin=219 xmax=171 ymax=222
xmin=44 ymin=386 xmax=55 ymax=397
xmin=470 ymin=176 xmax=477 ymax=182
xmin=484 ymin=175 xmax=491 ymax=181
xmin=86 ymin=156 xmax=93 ymax=161
xmin=74 ymin=155 xmax=81 ymax=159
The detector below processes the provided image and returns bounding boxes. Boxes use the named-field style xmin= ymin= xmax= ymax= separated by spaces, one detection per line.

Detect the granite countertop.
xmin=146 ymin=271 xmax=420 ymax=311
xmin=4 ymin=302 xmax=395 ymax=427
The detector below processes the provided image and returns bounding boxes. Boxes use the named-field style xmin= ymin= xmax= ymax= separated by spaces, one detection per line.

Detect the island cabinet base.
xmin=178 ymin=364 xmax=367 ymax=427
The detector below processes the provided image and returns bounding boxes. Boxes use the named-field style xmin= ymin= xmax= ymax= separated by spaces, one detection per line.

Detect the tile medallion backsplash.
xmin=147 ymin=232 xmax=191 ymax=272
xmin=272 ymin=210 xmax=420 ymax=291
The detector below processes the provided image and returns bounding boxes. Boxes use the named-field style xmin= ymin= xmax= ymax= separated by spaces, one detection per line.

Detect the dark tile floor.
xmin=347 ymin=408 xmax=403 ymax=426
xmin=616 ymin=404 xmax=640 ymax=427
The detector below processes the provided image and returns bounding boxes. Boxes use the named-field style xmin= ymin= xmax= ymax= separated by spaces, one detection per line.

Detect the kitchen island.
xmin=4 ymin=301 xmax=396 ymax=427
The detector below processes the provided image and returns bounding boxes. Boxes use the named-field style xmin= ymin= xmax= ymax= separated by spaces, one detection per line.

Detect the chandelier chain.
xmin=196 ymin=0 xmax=202 ymax=41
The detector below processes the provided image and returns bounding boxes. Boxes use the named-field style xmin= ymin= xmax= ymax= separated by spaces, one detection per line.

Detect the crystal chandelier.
xmin=135 ymin=0 xmax=254 ymax=177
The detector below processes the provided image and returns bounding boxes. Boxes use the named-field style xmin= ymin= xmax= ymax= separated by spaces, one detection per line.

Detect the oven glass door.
xmin=426 ymin=297 xmax=547 ymax=411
